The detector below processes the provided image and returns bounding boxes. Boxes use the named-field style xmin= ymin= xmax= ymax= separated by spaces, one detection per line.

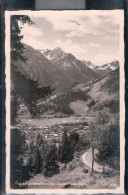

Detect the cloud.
xmin=65 ymin=25 xmax=89 ymax=38
xmin=20 ymin=12 xmax=121 ymax=66
xmin=20 ymin=23 xmax=43 ymax=37
xmin=39 ymin=13 xmax=89 ymax=37
xmin=22 ymin=35 xmax=44 ymax=50
xmin=54 ymin=39 xmax=87 ymax=60
xmin=31 ymin=12 xmax=120 ymax=42
xmin=65 ymin=30 xmax=85 ymax=38
xmin=65 ymin=31 xmax=78 ymax=38
xmin=43 ymin=14 xmax=78 ymax=32
xmin=88 ymin=42 xmax=101 ymax=48
xmin=68 ymin=20 xmax=81 ymax=26
xmin=47 ymin=14 xmax=119 ymax=39
xmin=19 ymin=22 xmax=44 ymax=50
xmin=92 ymin=53 xmax=119 ymax=66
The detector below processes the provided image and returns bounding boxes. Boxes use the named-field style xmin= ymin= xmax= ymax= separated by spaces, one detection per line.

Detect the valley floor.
xmin=17 ymin=115 xmax=95 ymax=128
xmin=14 ymin=111 xmax=120 ymax=190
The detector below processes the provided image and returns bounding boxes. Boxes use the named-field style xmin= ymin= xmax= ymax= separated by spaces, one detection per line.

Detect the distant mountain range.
xmin=82 ymin=60 xmax=119 ymax=78
xmin=88 ymin=67 xmax=119 ymax=113
xmin=81 ymin=60 xmax=96 ymax=70
xmin=41 ymin=47 xmax=119 ymax=78
xmin=14 ymin=45 xmax=119 ymax=94
xmin=36 ymin=67 xmax=119 ymax=116
xmin=14 ymin=45 xmax=99 ymax=92
xmin=14 ymin=44 xmax=119 ymax=116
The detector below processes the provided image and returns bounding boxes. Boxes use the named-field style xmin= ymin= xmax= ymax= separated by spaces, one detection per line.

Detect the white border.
xmin=5 ymin=10 xmax=125 ymax=194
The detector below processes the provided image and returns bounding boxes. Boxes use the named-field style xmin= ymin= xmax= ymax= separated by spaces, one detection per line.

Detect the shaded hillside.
xmin=32 ymin=68 xmax=120 ymax=116
xmin=42 ymin=47 xmax=98 ymax=80
xmin=101 ymin=68 xmax=119 ymax=93
xmin=13 ymin=45 xmax=98 ymax=92
xmin=14 ymin=45 xmax=58 ymax=88
xmin=88 ymin=68 xmax=119 ymax=114
xmin=90 ymin=68 xmax=119 ymax=95
xmin=62 ymin=68 xmax=119 ymax=115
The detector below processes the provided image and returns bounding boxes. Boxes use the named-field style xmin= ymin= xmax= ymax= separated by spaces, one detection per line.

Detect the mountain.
xmin=82 ymin=59 xmax=119 ymax=78
xmin=38 ymin=47 xmax=99 ymax=90
xmin=93 ymin=61 xmax=119 ymax=78
xmin=70 ymin=67 xmax=119 ymax=115
xmin=16 ymin=45 xmax=119 ymax=117
xmin=14 ymin=45 xmax=98 ymax=92
xmin=14 ymin=45 xmax=60 ymax=89
xmin=73 ymin=67 xmax=119 ymax=98
xmin=38 ymin=68 xmax=119 ymax=116
xmin=82 ymin=60 xmax=96 ymax=69
xmin=41 ymin=47 xmax=98 ymax=79
xmin=39 ymin=47 xmax=65 ymax=62
xmin=90 ymin=68 xmax=119 ymax=95
xmin=88 ymin=67 xmax=119 ymax=113
xmin=38 ymin=48 xmax=51 ymax=60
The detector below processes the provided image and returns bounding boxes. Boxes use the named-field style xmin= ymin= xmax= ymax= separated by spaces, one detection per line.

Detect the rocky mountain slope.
xmin=82 ymin=60 xmax=96 ymax=70
xmin=14 ymin=45 xmax=98 ymax=92
xmin=14 ymin=44 xmax=119 ymax=116
xmin=93 ymin=61 xmax=119 ymax=78
xmin=15 ymin=44 xmax=119 ymax=118
xmin=82 ymin=60 xmax=119 ymax=78
xmin=41 ymin=47 xmax=98 ymax=80
xmin=87 ymin=68 xmax=119 ymax=114
xmin=38 ymin=67 xmax=119 ymax=116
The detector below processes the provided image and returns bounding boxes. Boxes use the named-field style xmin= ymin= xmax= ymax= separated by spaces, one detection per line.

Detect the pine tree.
xmin=59 ymin=129 xmax=73 ymax=165
xmin=43 ymin=143 xmax=59 ymax=177
xmin=59 ymin=129 xmax=69 ymax=165
xmin=33 ymin=147 xmax=42 ymax=173
xmin=90 ymin=122 xmax=96 ymax=173
xmin=36 ymin=133 xmax=44 ymax=148
xmin=11 ymin=15 xmax=53 ymax=123
xmin=95 ymin=129 xmax=114 ymax=172
xmin=95 ymin=112 xmax=115 ymax=172
xmin=11 ymin=128 xmax=26 ymax=187
xmin=28 ymin=146 xmax=42 ymax=174
xmin=68 ymin=132 xmax=79 ymax=160
xmin=11 ymin=15 xmax=34 ymax=63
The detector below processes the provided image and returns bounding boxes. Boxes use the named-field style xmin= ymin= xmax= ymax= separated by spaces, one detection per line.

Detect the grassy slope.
xmin=70 ymin=100 xmax=89 ymax=116
xmin=27 ymin=166 xmax=119 ymax=189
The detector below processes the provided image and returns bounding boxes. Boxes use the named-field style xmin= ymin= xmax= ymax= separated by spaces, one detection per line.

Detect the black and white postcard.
xmin=5 ymin=10 xmax=125 ymax=194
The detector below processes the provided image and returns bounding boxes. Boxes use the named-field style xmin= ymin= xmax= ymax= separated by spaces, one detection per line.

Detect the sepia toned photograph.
xmin=5 ymin=10 xmax=125 ymax=194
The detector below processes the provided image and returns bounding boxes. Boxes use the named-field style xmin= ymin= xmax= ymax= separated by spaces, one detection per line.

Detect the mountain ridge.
xmin=82 ymin=60 xmax=119 ymax=78
xmin=14 ymin=45 xmax=98 ymax=92
xmin=13 ymin=44 xmax=119 ymax=96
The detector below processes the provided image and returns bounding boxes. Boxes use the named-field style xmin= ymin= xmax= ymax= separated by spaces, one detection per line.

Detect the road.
xmin=82 ymin=148 xmax=111 ymax=173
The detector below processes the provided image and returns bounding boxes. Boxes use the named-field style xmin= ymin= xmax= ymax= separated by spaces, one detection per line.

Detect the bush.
xmin=87 ymin=100 xmax=95 ymax=109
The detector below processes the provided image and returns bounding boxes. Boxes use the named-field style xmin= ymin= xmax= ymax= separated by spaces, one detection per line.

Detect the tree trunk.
xmin=92 ymin=147 xmax=94 ymax=173
xmin=103 ymin=164 xmax=105 ymax=173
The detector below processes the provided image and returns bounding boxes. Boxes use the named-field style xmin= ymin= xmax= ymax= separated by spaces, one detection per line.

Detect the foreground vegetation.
xmin=11 ymin=109 xmax=119 ymax=189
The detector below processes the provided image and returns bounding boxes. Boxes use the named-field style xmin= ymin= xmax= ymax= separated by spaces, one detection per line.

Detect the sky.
xmin=19 ymin=11 xmax=122 ymax=66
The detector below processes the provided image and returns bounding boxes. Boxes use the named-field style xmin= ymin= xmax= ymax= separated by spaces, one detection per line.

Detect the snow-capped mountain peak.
xmin=93 ymin=60 xmax=119 ymax=78
xmin=38 ymin=48 xmax=51 ymax=59
xmin=51 ymin=47 xmax=65 ymax=58
xmin=41 ymin=47 xmax=65 ymax=61
xmin=98 ymin=60 xmax=119 ymax=70
xmin=82 ymin=60 xmax=96 ymax=69
xmin=52 ymin=47 xmax=64 ymax=53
